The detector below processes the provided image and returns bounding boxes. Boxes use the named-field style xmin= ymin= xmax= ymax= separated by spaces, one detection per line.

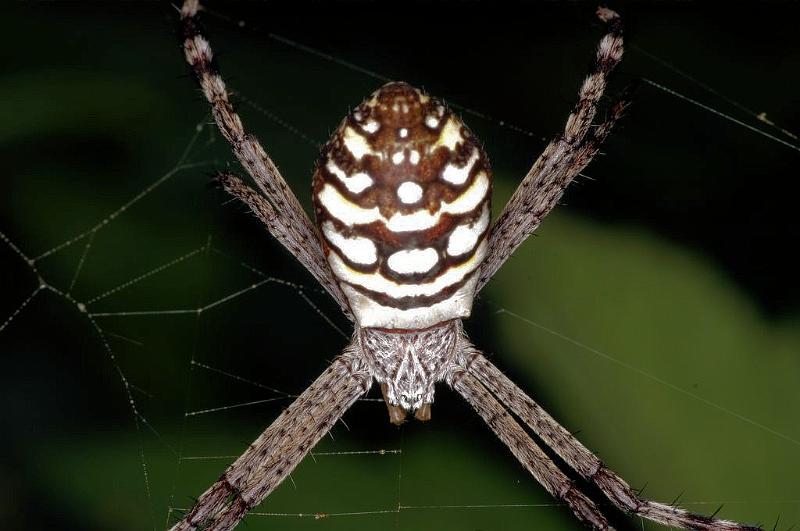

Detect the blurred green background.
xmin=2 ymin=2 xmax=798 ymax=530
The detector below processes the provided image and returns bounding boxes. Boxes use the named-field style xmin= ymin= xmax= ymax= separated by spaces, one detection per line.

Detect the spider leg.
xmin=459 ymin=347 xmax=763 ymax=531
xmin=216 ymin=172 xmax=352 ymax=317
xmin=447 ymin=363 xmax=613 ymax=530
xmin=170 ymin=347 xmax=372 ymax=531
xmin=180 ymin=1 xmax=353 ymax=319
xmin=478 ymin=7 xmax=627 ymax=291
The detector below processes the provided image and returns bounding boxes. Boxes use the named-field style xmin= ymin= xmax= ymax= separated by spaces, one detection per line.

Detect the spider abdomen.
xmin=312 ymin=82 xmax=492 ymax=329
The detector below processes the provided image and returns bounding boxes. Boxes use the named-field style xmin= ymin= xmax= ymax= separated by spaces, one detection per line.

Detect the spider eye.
xmin=312 ymin=82 xmax=492 ymax=330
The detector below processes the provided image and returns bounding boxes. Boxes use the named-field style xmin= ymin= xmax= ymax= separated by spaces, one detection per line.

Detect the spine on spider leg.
xmin=477 ymin=8 xmax=626 ymax=291
xmin=179 ymin=0 xmax=312 ymax=249
xmin=461 ymin=348 xmax=603 ymax=478
xmin=170 ymin=351 xmax=372 ymax=531
xmin=527 ymin=6 xmax=624 ymax=191
xmin=214 ymin=171 xmax=352 ymax=314
xmin=563 ymin=7 xmax=624 ymax=140
xmin=179 ymin=1 xmax=355 ymax=319
xmin=461 ymin=351 xmax=763 ymax=531
xmin=446 ymin=365 xmax=614 ymax=530
xmin=180 ymin=0 xmax=244 ymax=147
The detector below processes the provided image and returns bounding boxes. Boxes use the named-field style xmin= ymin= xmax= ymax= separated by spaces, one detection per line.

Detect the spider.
xmin=173 ymin=1 xmax=761 ymax=529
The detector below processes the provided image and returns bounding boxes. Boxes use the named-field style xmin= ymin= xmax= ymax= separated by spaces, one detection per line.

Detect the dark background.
xmin=1 ymin=2 xmax=798 ymax=530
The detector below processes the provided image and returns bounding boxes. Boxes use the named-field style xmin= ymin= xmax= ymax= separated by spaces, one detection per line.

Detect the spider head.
xmin=313 ymin=82 xmax=492 ymax=331
xmin=360 ymin=320 xmax=461 ymax=425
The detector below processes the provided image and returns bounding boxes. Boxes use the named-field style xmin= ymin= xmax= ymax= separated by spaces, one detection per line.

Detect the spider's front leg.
xmin=181 ymin=2 xmax=353 ymax=318
xmin=457 ymin=346 xmax=763 ymax=531
xmin=215 ymin=172 xmax=352 ymax=316
xmin=478 ymin=7 xmax=628 ymax=291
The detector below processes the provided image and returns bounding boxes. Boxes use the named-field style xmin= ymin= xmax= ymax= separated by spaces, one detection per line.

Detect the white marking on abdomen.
xmin=326 ymin=159 xmax=373 ymax=194
xmin=440 ymin=172 xmax=489 ymax=215
xmin=387 ymin=248 xmax=439 ymax=274
xmin=447 ymin=203 xmax=490 ymax=256
xmin=442 ymin=147 xmax=480 ymax=185
xmin=362 ymin=120 xmax=380 ymax=133
xmin=318 ymin=184 xmax=381 ymax=226
xmin=322 ymin=221 xmax=377 ymax=265
xmin=431 ymin=116 xmax=463 ymax=151
xmin=397 ymin=182 xmax=423 ymax=204
xmin=329 ymin=239 xmax=486 ymax=299
xmin=386 ymin=210 xmax=438 ymax=232
xmin=341 ymin=275 xmax=479 ymax=328
xmin=318 ymin=172 xmax=488 ymax=230
xmin=343 ymin=126 xmax=381 ymax=160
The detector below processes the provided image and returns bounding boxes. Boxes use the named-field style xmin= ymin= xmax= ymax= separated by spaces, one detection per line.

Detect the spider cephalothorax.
xmin=175 ymin=2 xmax=762 ymax=529
xmin=360 ymin=320 xmax=461 ymax=422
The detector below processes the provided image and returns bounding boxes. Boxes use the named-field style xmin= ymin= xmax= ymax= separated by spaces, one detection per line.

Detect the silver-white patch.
xmin=447 ymin=203 xmax=490 ymax=256
xmin=341 ymin=275 xmax=481 ymax=329
xmin=328 ymin=240 xmax=485 ymax=300
xmin=442 ymin=147 xmax=480 ymax=185
xmin=387 ymin=248 xmax=439 ymax=275
xmin=326 ymin=159 xmax=373 ymax=194
xmin=409 ymin=150 xmax=421 ymax=165
xmin=343 ymin=126 xmax=380 ymax=160
xmin=317 ymin=184 xmax=381 ymax=226
xmin=362 ymin=119 xmax=380 ymax=134
xmin=392 ymin=151 xmax=405 ymax=165
xmin=318 ymin=173 xmax=488 ymax=231
xmin=432 ymin=116 xmax=463 ymax=152
xmin=441 ymin=172 xmax=489 ymax=215
xmin=397 ymin=181 xmax=423 ymax=204
xmin=322 ymin=221 xmax=377 ymax=265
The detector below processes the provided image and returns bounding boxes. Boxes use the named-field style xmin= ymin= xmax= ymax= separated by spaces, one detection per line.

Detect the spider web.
xmin=2 ymin=4 xmax=799 ymax=531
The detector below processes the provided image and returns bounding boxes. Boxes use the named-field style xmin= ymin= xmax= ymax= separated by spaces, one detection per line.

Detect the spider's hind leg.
xmin=447 ymin=363 xmax=613 ymax=529
xmin=462 ymin=348 xmax=763 ymax=531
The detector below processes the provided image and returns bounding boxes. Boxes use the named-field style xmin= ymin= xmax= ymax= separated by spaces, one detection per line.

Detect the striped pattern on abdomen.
xmin=312 ymin=82 xmax=492 ymax=329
